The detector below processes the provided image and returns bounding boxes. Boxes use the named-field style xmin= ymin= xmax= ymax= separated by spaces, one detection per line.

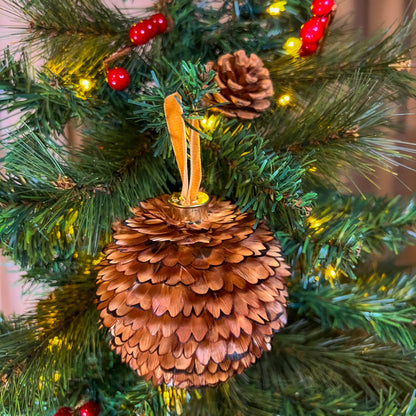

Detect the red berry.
xmin=300 ymin=41 xmax=319 ymax=57
xmin=106 ymin=67 xmax=130 ymax=91
xmin=150 ymin=13 xmax=168 ymax=34
xmin=141 ymin=19 xmax=158 ymax=39
xmin=79 ymin=400 xmax=101 ymax=416
xmin=129 ymin=22 xmax=151 ymax=45
xmin=300 ymin=18 xmax=324 ymax=43
xmin=311 ymin=0 xmax=335 ymax=17
xmin=318 ymin=15 xmax=329 ymax=28
xmin=54 ymin=408 xmax=72 ymax=416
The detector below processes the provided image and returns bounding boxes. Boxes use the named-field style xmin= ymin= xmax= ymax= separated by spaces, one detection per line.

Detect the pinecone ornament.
xmin=204 ymin=50 xmax=274 ymax=120
xmin=96 ymin=194 xmax=289 ymax=388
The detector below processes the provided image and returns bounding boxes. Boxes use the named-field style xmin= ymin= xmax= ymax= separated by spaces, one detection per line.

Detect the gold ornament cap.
xmin=168 ymin=191 xmax=210 ymax=222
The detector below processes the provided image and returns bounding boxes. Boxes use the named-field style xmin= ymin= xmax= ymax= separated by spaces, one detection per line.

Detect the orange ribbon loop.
xmin=164 ymin=93 xmax=201 ymax=205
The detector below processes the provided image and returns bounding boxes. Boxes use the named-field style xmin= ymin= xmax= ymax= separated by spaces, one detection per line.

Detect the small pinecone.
xmin=204 ymin=50 xmax=274 ymax=120
xmin=96 ymin=195 xmax=289 ymax=388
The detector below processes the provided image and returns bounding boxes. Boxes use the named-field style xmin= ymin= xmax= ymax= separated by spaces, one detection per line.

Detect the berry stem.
xmin=103 ymin=45 xmax=134 ymax=66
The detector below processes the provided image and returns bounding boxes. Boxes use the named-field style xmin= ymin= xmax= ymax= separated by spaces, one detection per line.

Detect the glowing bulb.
xmin=200 ymin=115 xmax=220 ymax=134
xmin=278 ymin=94 xmax=292 ymax=106
xmin=324 ymin=266 xmax=339 ymax=286
xmin=47 ymin=336 xmax=63 ymax=352
xmin=308 ymin=216 xmax=322 ymax=229
xmin=201 ymin=117 xmax=215 ymax=128
xmin=51 ymin=336 xmax=60 ymax=346
xmin=79 ymin=78 xmax=92 ymax=91
xmin=268 ymin=1 xmax=287 ymax=15
xmin=283 ymin=37 xmax=302 ymax=56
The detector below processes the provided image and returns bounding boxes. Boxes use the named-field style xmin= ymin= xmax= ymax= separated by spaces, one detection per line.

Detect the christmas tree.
xmin=1 ymin=0 xmax=416 ymax=414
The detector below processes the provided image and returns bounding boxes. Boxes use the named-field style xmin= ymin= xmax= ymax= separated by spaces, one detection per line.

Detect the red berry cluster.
xmin=106 ymin=13 xmax=168 ymax=90
xmin=299 ymin=0 xmax=335 ymax=57
xmin=106 ymin=67 xmax=130 ymax=91
xmin=54 ymin=400 xmax=100 ymax=416
xmin=129 ymin=13 xmax=168 ymax=46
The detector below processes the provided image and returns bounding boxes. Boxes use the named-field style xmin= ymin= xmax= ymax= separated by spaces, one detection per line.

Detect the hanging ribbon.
xmin=164 ymin=92 xmax=202 ymax=205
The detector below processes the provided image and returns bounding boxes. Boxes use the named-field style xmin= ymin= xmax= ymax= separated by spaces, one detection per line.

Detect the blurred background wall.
xmin=0 ymin=0 xmax=415 ymax=315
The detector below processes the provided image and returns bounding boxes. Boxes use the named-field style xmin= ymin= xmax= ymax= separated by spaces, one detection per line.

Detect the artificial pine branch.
xmin=0 ymin=50 xmax=94 ymax=135
xmin=0 ymin=0 xmax=135 ymax=77
xmin=0 ymin=127 xmax=171 ymax=266
xmin=184 ymin=325 xmax=416 ymax=415
xmin=293 ymin=272 xmax=416 ymax=349
xmin=269 ymin=16 xmax=416 ymax=99
xmin=0 ymin=0 xmax=416 ymax=414
xmin=253 ymin=323 xmax=416 ymax=405
xmin=1 ymin=266 xmax=105 ymax=413
xmin=309 ymin=193 xmax=416 ymax=256
xmin=203 ymin=121 xmax=315 ymax=224
xmin=264 ymin=72 xmax=416 ymax=191
xmin=284 ymin=193 xmax=416 ymax=286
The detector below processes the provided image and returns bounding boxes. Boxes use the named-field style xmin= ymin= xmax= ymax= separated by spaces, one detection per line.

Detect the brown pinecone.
xmin=96 ymin=195 xmax=289 ymax=388
xmin=204 ymin=50 xmax=274 ymax=120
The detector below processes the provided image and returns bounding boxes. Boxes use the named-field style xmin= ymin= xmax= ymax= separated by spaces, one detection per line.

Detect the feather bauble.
xmin=96 ymin=195 xmax=289 ymax=388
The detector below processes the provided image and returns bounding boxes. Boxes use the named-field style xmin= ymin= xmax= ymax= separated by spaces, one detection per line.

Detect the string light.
xmin=47 ymin=335 xmax=73 ymax=352
xmin=200 ymin=114 xmax=220 ymax=134
xmin=39 ymin=372 xmax=62 ymax=390
xmin=200 ymin=117 xmax=210 ymax=128
xmin=158 ymin=385 xmax=188 ymax=415
xmin=278 ymin=94 xmax=292 ymax=106
xmin=48 ymin=336 xmax=63 ymax=352
xmin=201 ymin=116 xmax=214 ymax=128
xmin=79 ymin=78 xmax=92 ymax=91
xmin=267 ymin=1 xmax=287 ymax=16
xmin=76 ymin=78 xmax=94 ymax=99
xmin=310 ymin=219 xmax=321 ymax=229
xmin=324 ymin=266 xmax=338 ymax=286
xmin=308 ymin=216 xmax=326 ymax=233
xmin=283 ymin=37 xmax=302 ymax=56
xmin=92 ymin=254 xmax=105 ymax=266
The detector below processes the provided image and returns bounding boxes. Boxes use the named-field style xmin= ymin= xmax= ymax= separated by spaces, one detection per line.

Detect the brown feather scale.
xmin=96 ymin=195 xmax=289 ymax=388
xmin=203 ymin=50 xmax=274 ymax=120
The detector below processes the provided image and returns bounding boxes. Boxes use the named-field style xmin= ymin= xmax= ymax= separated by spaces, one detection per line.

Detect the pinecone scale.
xmin=204 ymin=50 xmax=274 ymax=120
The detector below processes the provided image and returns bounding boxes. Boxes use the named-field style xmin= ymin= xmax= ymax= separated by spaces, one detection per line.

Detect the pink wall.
xmin=0 ymin=3 xmax=28 ymax=315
